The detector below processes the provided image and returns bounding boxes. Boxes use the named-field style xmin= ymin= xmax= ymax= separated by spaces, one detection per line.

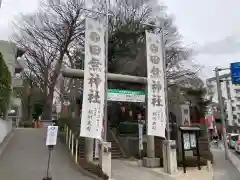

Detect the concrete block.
xmin=207 ymin=160 xmax=212 ymax=172
xmin=143 ymin=157 xmax=160 ymax=168
xmin=163 ymin=140 xmax=178 ymax=174
xmin=137 ymin=160 xmax=143 ymax=167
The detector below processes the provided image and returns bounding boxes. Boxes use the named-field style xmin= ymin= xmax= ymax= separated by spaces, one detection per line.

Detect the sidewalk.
xmin=211 ymin=147 xmax=240 ymax=180
xmin=0 ymin=129 xmax=93 ymax=180
xmin=112 ymin=159 xmax=213 ymax=180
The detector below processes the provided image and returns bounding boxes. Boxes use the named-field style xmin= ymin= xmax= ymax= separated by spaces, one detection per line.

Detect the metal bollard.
xmin=75 ymin=139 xmax=78 ymax=164
xmin=68 ymin=130 xmax=71 ymax=150
xmin=66 ymin=126 xmax=69 ymax=144
xmin=71 ymin=134 xmax=74 ymax=155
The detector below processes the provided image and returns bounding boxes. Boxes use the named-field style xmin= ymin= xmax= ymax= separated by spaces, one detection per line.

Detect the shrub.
xmin=78 ymin=158 xmax=109 ymax=180
xmin=57 ymin=116 xmax=77 ymax=132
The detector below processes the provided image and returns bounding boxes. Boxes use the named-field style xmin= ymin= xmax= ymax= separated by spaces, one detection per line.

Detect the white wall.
xmin=0 ymin=119 xmax=12 ymax=143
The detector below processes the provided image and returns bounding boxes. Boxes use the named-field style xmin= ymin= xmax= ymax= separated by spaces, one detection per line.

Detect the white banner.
xmin=180 ymin=104 xmax=190 ymax=125
xmin=80 ymin=18 xmax=105 ymax=139
xmin=146 ymin=31 xmax=166 ymax=138
xmin=138 ymin=123 xmax=143 ymax=150
xmin=46 ymin=126 xmax=58 ymax=146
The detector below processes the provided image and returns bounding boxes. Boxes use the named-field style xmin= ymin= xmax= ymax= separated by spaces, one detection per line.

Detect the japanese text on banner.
xmin=146 ymin=31 xmax=166 ymax=138
xmin=80 ymin=18 xmax=105 ymax=139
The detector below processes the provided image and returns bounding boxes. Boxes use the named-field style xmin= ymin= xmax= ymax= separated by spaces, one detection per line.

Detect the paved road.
xmin=0 ymin=128 xmax=93 ymax=180
xmin=211 ymin=146 xmax=240 ymax=180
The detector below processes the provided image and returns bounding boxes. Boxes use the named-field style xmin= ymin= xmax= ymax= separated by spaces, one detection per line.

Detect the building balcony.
xmin=11 ymin=97 xmax=21 ymax=107
xmin=12 ymin=77 xmax=23 ymax=88
xmin=236 ymin=101 xmax=240 ymax=107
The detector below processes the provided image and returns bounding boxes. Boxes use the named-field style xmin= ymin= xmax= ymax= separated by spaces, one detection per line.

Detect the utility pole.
xmin=221 ymin=79 xmax=233 ymax=126
xmin=215 ymin=67 xmax=229 ymax=160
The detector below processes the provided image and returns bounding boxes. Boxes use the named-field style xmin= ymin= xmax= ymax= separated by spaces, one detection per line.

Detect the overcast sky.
xmin=1 ymin=0 xmax=240 ymax=79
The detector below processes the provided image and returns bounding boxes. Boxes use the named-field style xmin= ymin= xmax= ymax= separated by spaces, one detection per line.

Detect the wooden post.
xmin=196 ymin=132 xmax=201 ymax=170
xmin=181 ymin=132 xmax=186 ymax=173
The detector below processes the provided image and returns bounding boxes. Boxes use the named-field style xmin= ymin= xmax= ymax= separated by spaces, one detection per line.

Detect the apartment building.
xmin=206 ymin=73 xmax=240 ymax=126
xmin=0 ymin=40 xmax=24 ymax=125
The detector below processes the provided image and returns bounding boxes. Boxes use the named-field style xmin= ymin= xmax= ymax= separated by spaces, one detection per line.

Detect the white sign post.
xmin=46 ymin=126 xmax=59 ymax=146
xmin=43 ymin=126 xmax=59 ymax=180
xmin=80 ymin=18 xmax=106 ymax=139
xmin=138 ymin=113 xmax=144 ymax=159
xmin=180 ymin=104 xmax=191 ymax=125
xmin=146 ymin=31 xmax=166 ymax=138
xmin=138 ymin=122 xmax=143 ymax=156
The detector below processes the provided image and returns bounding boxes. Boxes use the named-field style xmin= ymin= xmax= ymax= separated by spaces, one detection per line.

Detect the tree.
xmin=13 ymin=0 xmax=87 ymax=120
xmin=13 ymin=0 xmax=200 ymax=120
xmin=0 ymin=52 xmax=12 ymax=117
xmin=19 ymin=74 xmax=44 ymax=121
xmin=182 ymin=85 xmax=211 ymax=121
xmin=106 ymin=0 xmax=199 ymax=85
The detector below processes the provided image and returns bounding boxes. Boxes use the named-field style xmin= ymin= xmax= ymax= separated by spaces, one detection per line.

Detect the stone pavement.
xmin=211 ymin=146 xmax=240 ymax=180
xmin=0 ymin=128 xmax=93 ymax=180
xmin=112 ymin=159 xmax=213 ymax=180
xmin=112 ymin=159 xmax=172 ymax=180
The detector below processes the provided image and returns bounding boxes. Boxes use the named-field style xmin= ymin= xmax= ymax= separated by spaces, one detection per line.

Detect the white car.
xmin=235 ymin=140 xmax=240 ymax=153
xmin=228 ymin=133 xmax=239 ymax=149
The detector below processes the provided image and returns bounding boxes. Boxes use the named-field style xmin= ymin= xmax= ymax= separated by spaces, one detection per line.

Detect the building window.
xmin=233 ymin=114 xmax=238 ymax=120
xmin=232 ymin=106 xmax=236 ymax=111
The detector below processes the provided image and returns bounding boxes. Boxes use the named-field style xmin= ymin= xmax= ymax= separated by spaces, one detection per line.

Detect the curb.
xmin=68 ymin=152 xmax=102 ymax=180
xmin=58 ymin=138 xmax=103 ymax=180
xmin=0 ymin=130 xmax=14 ymax=158
xmin=228 ymin=150 xmax=240 ymax=172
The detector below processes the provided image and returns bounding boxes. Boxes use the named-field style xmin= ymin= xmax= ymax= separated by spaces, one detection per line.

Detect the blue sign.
xmin=231 ymin=62 xmax=240 ymax=83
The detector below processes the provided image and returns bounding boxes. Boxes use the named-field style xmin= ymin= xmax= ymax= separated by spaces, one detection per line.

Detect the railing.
xmin=64 ymin=124 xmax=79 ymax=164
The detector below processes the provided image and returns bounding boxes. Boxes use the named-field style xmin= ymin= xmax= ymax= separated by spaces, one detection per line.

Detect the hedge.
xmin=57 ymin=116 xmax=79 ymax=133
